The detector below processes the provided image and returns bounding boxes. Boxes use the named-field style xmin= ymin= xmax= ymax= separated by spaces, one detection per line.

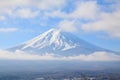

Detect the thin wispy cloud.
xmin=0 ymin=28 xmax=18 ymax=32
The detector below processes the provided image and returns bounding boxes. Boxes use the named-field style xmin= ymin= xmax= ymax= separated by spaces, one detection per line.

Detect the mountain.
xmin=8 ymin=28 xmax=113 ymax=56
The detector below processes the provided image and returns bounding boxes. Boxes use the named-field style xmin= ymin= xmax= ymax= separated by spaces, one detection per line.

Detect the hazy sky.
xmin=0 ymin=0 xmax=120 ymax=52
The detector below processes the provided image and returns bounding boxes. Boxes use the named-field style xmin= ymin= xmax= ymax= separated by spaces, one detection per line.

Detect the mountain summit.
xmin=9 ymin=28 xmax=111 ymax=56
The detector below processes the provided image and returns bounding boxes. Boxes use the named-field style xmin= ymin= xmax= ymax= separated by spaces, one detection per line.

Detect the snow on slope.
xmin=22 ymin=28 xmax=78 ymax=51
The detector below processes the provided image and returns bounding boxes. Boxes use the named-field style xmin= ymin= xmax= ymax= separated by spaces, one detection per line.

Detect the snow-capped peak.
xmin=21 ymin=28 xmax=78 ymax=51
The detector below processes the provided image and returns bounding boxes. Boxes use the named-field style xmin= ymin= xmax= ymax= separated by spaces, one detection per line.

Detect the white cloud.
xmin=0 ymin=0 xmax=29 ymax=13
xmin=12 ymin=8 xmax=39 ymax=19
xmin=69 ymin=1 xmax=98 ymax=19
xmin=46 ymin=1 xmax=120 ymax=38
xmin=0 ymin=0 xmax=66 ymax=19
xmin=45 ymin=10 xmax=67 ymax=18
xmin=45 ymin=1 xmax=99 ymax=33
xmin=46 ymin=1 xmax=98 ymax=19
xmin=0 ymin=16 xmax=6 ymax=20
xmin=0 ymin=0 xmax=120 ymax=38
xmin=58 ymin=20 xmax=77 ymax=32
xmin=33 ymin=0 xmax=66 ymax=10
xmin=0 ymin=50 xmax=55 ymax=60
xmin=66 ymin=52 xmax=120 ymax=61
xmin=0 ymin=28 xmax=18 ymax=32
xmin=81 ymin=10 xmax=120 ymax=38
xmin=0 ymin=50 xmax=120 ymax=61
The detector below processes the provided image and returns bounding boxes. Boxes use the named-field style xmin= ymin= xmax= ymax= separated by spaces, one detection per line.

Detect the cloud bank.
xmin=0 ymin=50 xmax=120 ymax=61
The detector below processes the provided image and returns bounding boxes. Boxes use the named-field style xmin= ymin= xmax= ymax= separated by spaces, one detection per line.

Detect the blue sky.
xmin=0 ymin=0 xmax=120 ymax=52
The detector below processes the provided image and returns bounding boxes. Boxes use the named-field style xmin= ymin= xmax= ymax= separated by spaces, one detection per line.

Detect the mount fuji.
xmin=8 ymin=28 xmax=115 ymax=56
